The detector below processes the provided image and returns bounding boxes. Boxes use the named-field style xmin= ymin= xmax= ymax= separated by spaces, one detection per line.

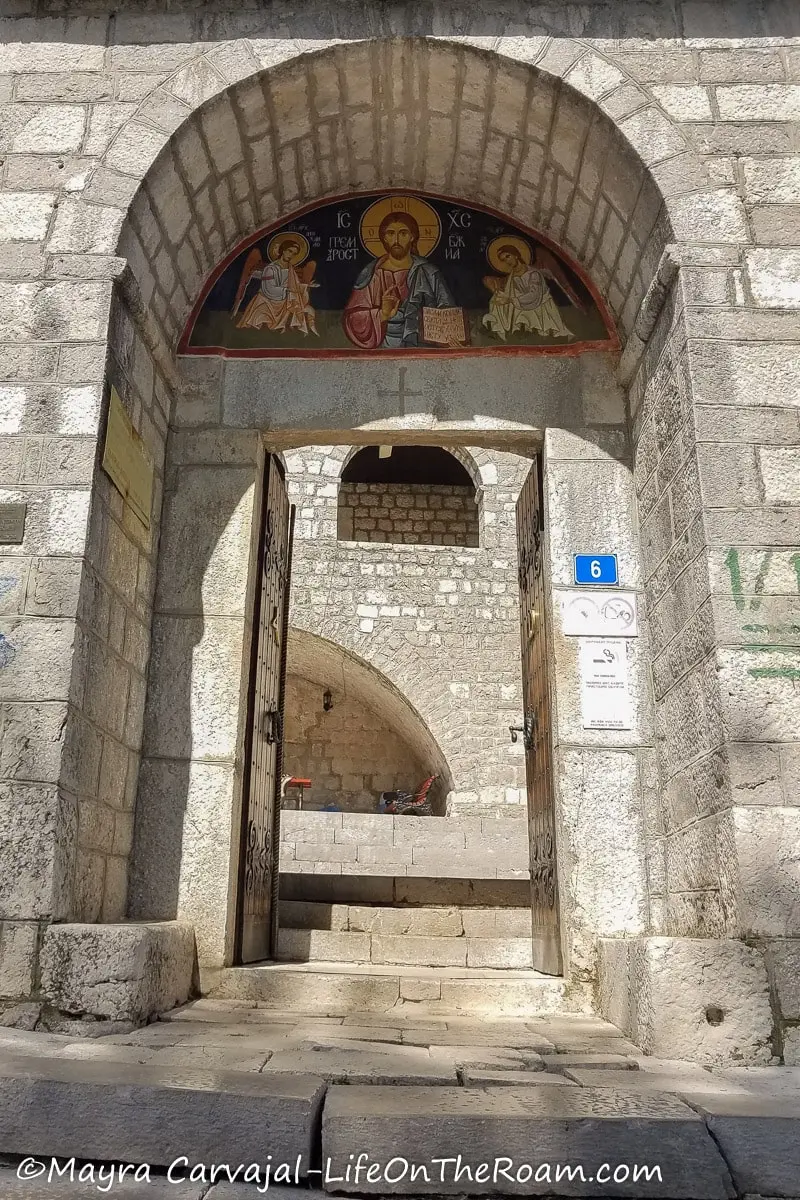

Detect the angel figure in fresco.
xmin=232 ymin=233 xmax=318 ymax=336
xmin=482 ymin=236 xmax=585 ymax=342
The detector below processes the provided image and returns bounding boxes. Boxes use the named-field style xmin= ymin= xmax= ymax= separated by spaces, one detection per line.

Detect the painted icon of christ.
xmin=343 ymin=212 xmax=456 ymax=349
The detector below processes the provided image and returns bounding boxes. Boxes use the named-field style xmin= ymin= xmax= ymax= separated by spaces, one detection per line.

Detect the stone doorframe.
xmin=3 ymin=34 xmax=796 ymax=1061
xmin=128 ymin=373 xmax=650 ymax=1002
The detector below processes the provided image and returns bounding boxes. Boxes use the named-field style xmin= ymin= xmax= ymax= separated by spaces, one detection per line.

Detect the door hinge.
xmin=262 ymin=708 xmax=283 ymax=744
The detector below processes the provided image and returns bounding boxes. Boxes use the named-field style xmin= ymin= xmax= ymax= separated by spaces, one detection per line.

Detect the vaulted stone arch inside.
xmin=284 ymin=627 xmax=453 ymax=814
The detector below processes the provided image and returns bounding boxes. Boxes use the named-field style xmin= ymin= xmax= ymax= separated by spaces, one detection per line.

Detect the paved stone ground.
xmin=0 ymin=1000 xmax=798 ymax=1196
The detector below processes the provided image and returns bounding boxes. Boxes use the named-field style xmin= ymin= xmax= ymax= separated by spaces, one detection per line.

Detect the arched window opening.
xmin=337 ymin=446 xmax=479 ymax=547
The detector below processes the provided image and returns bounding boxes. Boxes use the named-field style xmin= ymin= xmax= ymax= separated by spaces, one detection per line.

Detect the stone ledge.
xmin=689 ymin=1094 xmax=800 ymax=1199
xmin=39 ymin=921 xmax=198 ymax=1030
xmin=322 ymin=1084 xmax=735 ymax=1196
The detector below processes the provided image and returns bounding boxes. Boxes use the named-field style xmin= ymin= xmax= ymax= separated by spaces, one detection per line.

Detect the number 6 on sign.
xmin=574 ymin=554 xmax=618 ymax=585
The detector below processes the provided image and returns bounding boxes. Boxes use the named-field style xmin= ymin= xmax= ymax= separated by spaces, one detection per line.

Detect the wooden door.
xmin=235 ymin=454 xmax=294 ymax=964
xmin=515 ymin=455 xmax=562 ymax=976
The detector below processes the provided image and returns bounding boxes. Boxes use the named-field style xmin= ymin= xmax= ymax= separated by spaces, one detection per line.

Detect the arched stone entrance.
xmin=4 ymin=30 xmax=791 ymax=1064
xmin=114 ymin=39 xmax=663 ymax=991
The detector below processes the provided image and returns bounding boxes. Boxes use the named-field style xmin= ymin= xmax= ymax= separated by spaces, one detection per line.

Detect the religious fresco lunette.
xmin=180 ymin=193 xmax=614 ymax=356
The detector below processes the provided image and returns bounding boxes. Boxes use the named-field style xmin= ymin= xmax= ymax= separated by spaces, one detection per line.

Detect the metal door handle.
xmin=509 ymin=713 xmax=536 ymax=751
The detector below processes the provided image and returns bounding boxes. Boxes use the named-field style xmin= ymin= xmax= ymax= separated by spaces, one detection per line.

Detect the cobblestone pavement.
xmin=0 ymin=1000 xmax=798 ymax=1197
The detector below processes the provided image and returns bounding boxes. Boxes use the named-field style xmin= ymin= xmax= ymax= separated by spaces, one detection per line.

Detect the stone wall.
xmin=0 ymin=283 xmax=113 ymax=979
xmin=630 ymin=283 xmax=708 ymax=941
xmin=286 ymin=444 xmax=529 ymax=813
xmin=0 ymin=278 xmax=172 ymax=1014
xmin=338 ymin=482 xmax=479 ymax=547
xmin=621 ymin=252 xmax=800 ymax=1056
xmin=279 ymin=811 xmax=529 ymax=879
xmin=542 ymin=428 xmax=653 ymax=981
xmin=283 ymin=672 xmax=429 ymax=813
xmin=127 ymin=428 xmax=261 ymax=968
xmin=69 ymin=290 xmax=172 ymax=927
xmin=630 ymin=265 xmax=800 ymax=946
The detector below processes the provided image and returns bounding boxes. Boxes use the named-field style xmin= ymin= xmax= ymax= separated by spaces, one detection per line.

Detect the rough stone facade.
xmin=337 ymin=482 xmax=480 ymax=547
xmin=0 ymin=3 xmax=797 ymax=1060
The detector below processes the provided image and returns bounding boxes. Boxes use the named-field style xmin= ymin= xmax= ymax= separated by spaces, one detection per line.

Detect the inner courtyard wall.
xmin=285 ymin=442 xmax=532 ymax=814
xmin=283 ymin=671 xmax=429 ymax=813
xmin=338 ymin=481 xmax=480 ymax=547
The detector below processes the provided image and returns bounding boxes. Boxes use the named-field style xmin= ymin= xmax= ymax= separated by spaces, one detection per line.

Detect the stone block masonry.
xmin=0 ymin=275 xmax=174 ymax=1009
xmin=287 ymin=445 xmax=529 ymax=815
xmin=628 ymin=270 xmax=800 ymax=950
xmin=1 ymin=918 xmax=196 ymax=1031
xmin=283 ymin=673 xmax=429 ymax=813
xmin=1 ymin=1009 xmax=800 ymax=1198
xmin=0 ymin=8 xmax=798 ymax=1062
xmin=322 ymin=1084 xmax=736 ymax=1198
xmin=279 ymin=812 xmax=529 ymax=879
xmin=338 ymin=483 xmax=479 ymax=547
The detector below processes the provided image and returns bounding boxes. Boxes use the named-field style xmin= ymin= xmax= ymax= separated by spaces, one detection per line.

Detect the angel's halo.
xmin=266 ymin=231 xmax=310 ymax=267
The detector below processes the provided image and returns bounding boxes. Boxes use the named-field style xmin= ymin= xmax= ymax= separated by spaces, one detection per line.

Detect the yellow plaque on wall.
xmin=101 ymin=386 xmax=154 ymax=529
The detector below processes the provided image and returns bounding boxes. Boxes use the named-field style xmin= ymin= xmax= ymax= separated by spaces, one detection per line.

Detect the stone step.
xmin=0 ymin=1052 xmax=323 ymax=1174
xmin=280 ymin=899 xmax=533 ymax=938
xmin=280 ymin=873 xmax=531 ymax=907
xmin=321 ymin=1084 xmax=738 ymax=1197
xmin=276 ymin=927 xmax=533 ymax=968
xmin=213 ymin=962 xmax=573 ymax=1016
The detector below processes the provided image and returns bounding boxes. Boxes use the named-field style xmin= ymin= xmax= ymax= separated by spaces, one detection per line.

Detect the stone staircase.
xmin=212 ymin=894 xmax=576 ymax=1017
xmin=276 ymin=899 xmax=535 ymax=968
xmin=213 ymin=813 xmax=576 ymax=1018
xmin=213 ymin=960 xmax=573 ymax=1016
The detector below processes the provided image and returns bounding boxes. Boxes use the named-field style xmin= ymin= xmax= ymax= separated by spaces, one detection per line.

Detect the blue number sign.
xmin=574 ymin=554 xmax=618 ymax=585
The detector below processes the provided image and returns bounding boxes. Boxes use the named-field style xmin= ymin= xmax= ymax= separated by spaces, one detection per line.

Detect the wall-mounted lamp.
xmin=323 ymin=688 xmax=334 ymax=712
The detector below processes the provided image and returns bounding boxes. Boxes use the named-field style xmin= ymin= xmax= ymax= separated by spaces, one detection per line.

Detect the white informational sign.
xmin=579 ymin=638 xmax=633 ymax=730
xmin=561 ymin=589 xmax=638 ymax=637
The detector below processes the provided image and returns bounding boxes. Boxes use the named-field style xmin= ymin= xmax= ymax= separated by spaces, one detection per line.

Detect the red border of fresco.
xmin=177 ymin=188 xmax=620 ymax=359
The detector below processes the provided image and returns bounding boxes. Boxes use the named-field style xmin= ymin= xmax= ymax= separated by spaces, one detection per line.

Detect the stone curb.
xmin=0 ymin=1055 xmax=325 ymax=1174
xmin=1 ymin=1053 xmax=799 ymax=1197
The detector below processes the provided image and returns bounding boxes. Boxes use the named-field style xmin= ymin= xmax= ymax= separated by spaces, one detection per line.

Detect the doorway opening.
xmin=233 ymin=438 xmax=562 ymax=978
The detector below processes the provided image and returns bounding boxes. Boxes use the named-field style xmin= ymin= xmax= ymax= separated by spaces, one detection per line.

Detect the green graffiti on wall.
xmin=722 ymin=548 xmax=800 ymax=680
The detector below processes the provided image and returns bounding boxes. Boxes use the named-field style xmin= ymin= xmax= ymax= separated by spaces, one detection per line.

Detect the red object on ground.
xmin=414 ymin=775 xmax=437 ymax=802
xmin=384 ymin=774 xmax=438 ymax=814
